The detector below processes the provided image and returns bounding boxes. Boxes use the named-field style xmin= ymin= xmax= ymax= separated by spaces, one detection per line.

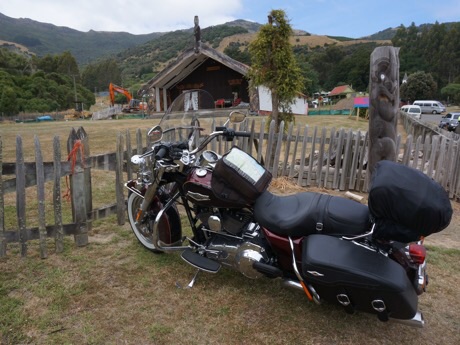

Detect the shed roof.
xmin=329 ymin=85 xmax=354 ymax=96
xmin=140 ymin=43 xmax=249 ymax=94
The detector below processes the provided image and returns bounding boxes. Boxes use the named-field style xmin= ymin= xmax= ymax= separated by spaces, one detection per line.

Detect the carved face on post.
xmin=372 ymin=56 xmax=398 ymax=106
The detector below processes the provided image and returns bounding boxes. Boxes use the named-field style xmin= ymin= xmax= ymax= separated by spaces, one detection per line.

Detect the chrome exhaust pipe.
xmin=282 ymin=279 xmax=321 ymax=304
xmin=390 ymin=311 xmax=425 ymax=328
xmin=282 ymin=279 xmax=304 ymax=292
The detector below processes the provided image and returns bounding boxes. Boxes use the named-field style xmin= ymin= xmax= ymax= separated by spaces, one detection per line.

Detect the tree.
xmin=224 ymin=42 xmax=251 ymax=65
xmin=0 ymin=86 xmax=19 ymax=116
xmin=248 ymin=9 xmax=304 ymax=131
xmin=400 ymin=71 xmax=437 ymax=103
xmin=82 ymin=58 xmax=122 ymax=92
xmin=441 ymin=83 xmax=460 ymax=104
xmin=56 ymin=51 xmax=80 ymax=79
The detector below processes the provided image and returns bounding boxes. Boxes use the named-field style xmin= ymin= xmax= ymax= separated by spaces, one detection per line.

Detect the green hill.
xmin=0 ymin=12 xmax=162 ymax=64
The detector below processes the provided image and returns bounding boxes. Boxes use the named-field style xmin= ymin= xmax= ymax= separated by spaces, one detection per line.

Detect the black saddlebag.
xmin=368 ymin=160 xmax=452 ymax=243
xmin=302 ymin=234 xmax=418 ymax=320
xmin=211 ymin=146 xmax=272 ymax=205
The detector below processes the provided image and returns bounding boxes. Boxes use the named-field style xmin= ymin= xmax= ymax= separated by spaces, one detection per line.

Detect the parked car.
xmin=439 ymin=112 xmax=460 ymax=130
xmin=413 ymin=100 xmax=446 ymax=114
xmin=400 ymin=105 xmax=422 ymax=119
xmin=447 ymin=113 xmax=460 ymax=132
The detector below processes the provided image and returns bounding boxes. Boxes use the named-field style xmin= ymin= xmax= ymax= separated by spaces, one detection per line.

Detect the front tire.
xmin=127 ymin=192 xmax=163 ymax=253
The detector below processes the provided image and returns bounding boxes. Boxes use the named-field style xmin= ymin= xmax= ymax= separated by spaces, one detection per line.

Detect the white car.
xmin=401 ymin=105 xmax=422 ymax=119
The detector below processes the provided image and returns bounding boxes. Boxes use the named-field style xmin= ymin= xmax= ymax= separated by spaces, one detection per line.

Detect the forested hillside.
xmin=0 ymin=49 xmax=95 ymax=116
xmin=0 ymin=13 xmax=162 ymax=64
xmin=1 ymin=15 xmax=459 ymax=116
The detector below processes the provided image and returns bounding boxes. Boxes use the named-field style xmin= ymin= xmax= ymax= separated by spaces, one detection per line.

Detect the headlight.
xmin=131 ymin=155 xmax=147 ymax=173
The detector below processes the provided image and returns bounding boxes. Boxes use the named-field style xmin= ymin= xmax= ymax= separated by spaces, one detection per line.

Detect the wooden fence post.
xmin=16 ymin=136 xmax=27 ymax=256
xmin=67 ymin=128 xmax=88 ymax=247
xmin=0 ymin=138 xmax=5 ymax=258
xmin=297 ymin=126 xmax=309 ymax=186
xmin=34 ymin=136 xmax=47 ymax=259
xmin=368 ymin=46 xmax=400 ymax=188
xmin=115 ymin=133 xmax=125 ymax=225
xmin=126 ymin=129 xmax=133 ymax=181
xmin=306 ymin=126 xmax=318 ymax=186
xmin=78 ymin=127 xmax=92 ymax=223
xmin=281 ymin=123 xmax=294 ymax=177
xmin=53 ymin=136 xmax=64 ymax=253
xmin=272 ymin=121 xmax=284 ymax=177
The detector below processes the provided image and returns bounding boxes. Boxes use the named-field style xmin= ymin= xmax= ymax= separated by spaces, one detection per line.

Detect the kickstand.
xmin=176 ymin=269 xmax=200 ymax=289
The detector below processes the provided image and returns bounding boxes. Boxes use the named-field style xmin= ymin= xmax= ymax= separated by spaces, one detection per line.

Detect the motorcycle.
xmin=125 ymin=90 xmax=452 ymax=328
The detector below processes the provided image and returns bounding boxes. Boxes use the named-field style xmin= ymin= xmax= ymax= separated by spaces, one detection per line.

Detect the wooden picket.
xmin=0 ymin=127 xmax=124 ymax=258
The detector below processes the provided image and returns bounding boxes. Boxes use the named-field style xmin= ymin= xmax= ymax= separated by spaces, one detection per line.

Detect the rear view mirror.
xmin=147 ymin=125 xmax=163 ymax=143
xmin=229 ymin=111 xmax=246 ymax=124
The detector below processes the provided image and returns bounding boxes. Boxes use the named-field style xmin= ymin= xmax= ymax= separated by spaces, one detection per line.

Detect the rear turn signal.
xmin=409 ymin=244 xmax=426 ymax=264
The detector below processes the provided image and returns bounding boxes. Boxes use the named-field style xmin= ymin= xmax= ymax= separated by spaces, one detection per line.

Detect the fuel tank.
xmin=183 ymin=168 xmax=244 ymax=208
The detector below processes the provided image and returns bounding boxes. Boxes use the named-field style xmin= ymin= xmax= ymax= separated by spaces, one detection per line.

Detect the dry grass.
xmin=1 ymin=117 xmax=459 ymax=344
xmin=0 ymin=114 xmax=369 ymax=161
xmin=1 ymin=202 xmax=459 ymax=344
xmin=216 ymin=32 xmax=391 ymax=53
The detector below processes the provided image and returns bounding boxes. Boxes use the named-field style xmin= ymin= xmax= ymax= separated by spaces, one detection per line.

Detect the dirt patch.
xmin=424 ymin=201 xmax=460 ymax=249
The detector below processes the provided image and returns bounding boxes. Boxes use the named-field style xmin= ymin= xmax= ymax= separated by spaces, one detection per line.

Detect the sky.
xmin=1 ymin=0 xmax=459 ymax=38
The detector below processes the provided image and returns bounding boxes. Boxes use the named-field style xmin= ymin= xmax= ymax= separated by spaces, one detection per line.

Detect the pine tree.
xmin=248 ymin=9 xmax=304 ymax=131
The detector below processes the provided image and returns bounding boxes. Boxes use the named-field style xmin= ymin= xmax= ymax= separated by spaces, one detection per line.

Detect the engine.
xmin=205 ymin=235 xmax=269 ymax=279
xmin=195 ymin=207 xmax=270 ymax=279
xmin=196 ymin=207 xmax=253 ymax=236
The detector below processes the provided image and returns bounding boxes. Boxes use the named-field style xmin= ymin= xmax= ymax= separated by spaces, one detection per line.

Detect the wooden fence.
xmin=114 ymin=112 xmax=460 ymax=200
xmin=1 ymin=114 xmax=459 ymax=258
xmin=0 ymin=127 xmax=123 ymax=258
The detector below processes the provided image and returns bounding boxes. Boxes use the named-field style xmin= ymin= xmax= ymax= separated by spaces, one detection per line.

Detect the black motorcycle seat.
xmin=253 ymin=190 xmax=370 ymax=237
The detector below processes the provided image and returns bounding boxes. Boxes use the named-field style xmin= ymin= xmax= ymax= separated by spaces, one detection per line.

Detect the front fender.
xmin=127 ymin=180 xmax=182 ymax=245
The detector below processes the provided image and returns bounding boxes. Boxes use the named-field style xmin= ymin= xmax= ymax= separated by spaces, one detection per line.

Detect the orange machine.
xmin=109 ymin=83 xmax=147 ymax=112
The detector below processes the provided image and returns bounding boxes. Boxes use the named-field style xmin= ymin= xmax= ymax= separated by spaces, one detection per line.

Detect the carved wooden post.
xmin=368 ymin=46 xmax=400 ymax=188
xmin=194 ymin=16 xmax=201 ymax=53
xmin=67 ymin=128 xmax=88 ymax=246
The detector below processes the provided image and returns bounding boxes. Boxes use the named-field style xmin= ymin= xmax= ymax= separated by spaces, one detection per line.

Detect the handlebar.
xmin=189 ymin=127 xmax=251 ymax=155
xmin=147 ymin=127 xmax=251 ymax=162
xmin=233 ymin=131 xmax=251 ymax=138
xmin=155 ymin=147 xmax=168 ymax=160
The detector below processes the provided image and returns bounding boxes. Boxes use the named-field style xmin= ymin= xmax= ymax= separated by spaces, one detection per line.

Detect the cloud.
xmin=0 ymin=0 xmax=244 ymax=34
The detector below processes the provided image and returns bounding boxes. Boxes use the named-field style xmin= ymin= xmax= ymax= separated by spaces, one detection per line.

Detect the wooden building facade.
xmin=140 ymin=43 xmax=250 ymax=113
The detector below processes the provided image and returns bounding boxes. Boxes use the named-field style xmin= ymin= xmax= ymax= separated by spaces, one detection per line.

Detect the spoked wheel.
xmin=127 ymin=192 xmax=163 ymax=253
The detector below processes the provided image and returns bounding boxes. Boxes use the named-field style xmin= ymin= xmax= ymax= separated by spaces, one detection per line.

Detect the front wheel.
xmin=127 ymin=192 xmax=163 ymax=253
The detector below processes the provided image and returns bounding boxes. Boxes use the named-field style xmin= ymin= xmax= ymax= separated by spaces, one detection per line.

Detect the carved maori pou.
xmin=368 ymin=46 xmax=400 ymax=187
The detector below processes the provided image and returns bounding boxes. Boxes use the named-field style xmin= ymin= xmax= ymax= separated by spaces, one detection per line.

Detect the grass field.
xmin=1 ymin=116 xmax=459 ymax=344
xmin=0 ymin=114 xmax=371 ymax=161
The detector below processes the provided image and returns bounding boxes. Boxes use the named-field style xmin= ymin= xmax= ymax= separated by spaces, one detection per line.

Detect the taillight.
xmin=409 ymin=243 xmax=426 ymax=264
